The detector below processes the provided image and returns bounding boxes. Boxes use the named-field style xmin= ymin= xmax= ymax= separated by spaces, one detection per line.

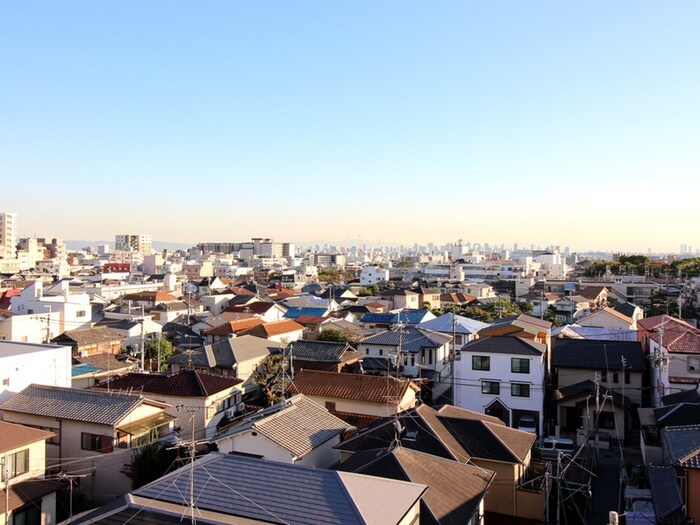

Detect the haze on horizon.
xmin=2 ymin=3 xmax=698 ymax=255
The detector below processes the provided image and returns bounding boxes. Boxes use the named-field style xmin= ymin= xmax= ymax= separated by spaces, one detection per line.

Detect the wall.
xmin=0 ymin=342 xmax=72 ymax=403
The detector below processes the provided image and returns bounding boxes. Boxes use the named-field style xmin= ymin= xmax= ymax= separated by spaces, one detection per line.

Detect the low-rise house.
xmin=51 ymin=326 xmax=124 ymax=357
xmin=0 ymin=384 xmax=176 ymax=502
xmin=336 ymin=447 xmax=494 ymax=525
xmin=71 ymin=453 xmax=427 ymax=525
xmin=0 ymin=422 xmax=63 ymax=525
xmin=359 ymin=309 xmax=435 ymax=329
xmin=0 ymin=341 xmax=72 ymax=403
xmin=638 ymin=315 xmax=700 ymax=406
xmin=150 ymin=300 xmax=189 ymax=324
xmin=455 ymin=336 xmax=546 ymax=433
xmin=168 ymin=335 xmax=284 ymax=397
xmin=237 ymin=319 xmax=304 ymax=343
xmin=288 ymin=339 xmax=363 ymax=373
xmin=336 ymin=404 xmax=546 ymax=524
xmin=287 ymin=369 xmax=420 ymax=423
xmin=551 ymin=339 xmax=645 ymax=438
xmin=224 ymin=301 xmax=287 ymax=322
xmin=120 ymin=291 xmax=178 ymax=309
xmin=417 ymin=312 xmax=489 ymax=353
xmin=214 ymin=394 xmax=350 ymax=468
xmin=201 ymin=317 xmax=263 ymax=342
xmin=9 ymin=280 xmax=92 ymax=333
xmin=283 ymin=306 xmax=330 ymax=320
xmin=576 ymin=307 xmax=636 ymax=330
xmin=380 ymin=289 xmax=420 ymax=310
xmin=478 ymin=314 xmax=551 ymax=351
xmin=358 ymin=326 xmax=452 ymax=400
xmin=71 ymin=353 xmax=137 ymax=389
xmin=95 ymin=369 xmax=242 ymax=439
xmin=439 ymin=292 xmax=477 ymax=308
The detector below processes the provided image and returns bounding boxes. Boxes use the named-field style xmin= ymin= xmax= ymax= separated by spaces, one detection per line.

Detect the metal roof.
xmin=360 ymin=326 xmax=452 ymax=353
xmin=417 ymin=312 xmax=489 ymax=335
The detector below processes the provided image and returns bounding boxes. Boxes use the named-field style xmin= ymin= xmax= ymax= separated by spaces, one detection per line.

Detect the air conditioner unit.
xmin=225 ymin=408 xmax=236 ymax=418
xmin=237 ymin=402 xmax=246 ymax=413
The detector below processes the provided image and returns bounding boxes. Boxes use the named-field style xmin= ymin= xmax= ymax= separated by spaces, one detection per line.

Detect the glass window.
xmin=481 ymin=381 xmax=500 ymax=395
xmin=511 ymin=383 xmax=531 ymax=398
xmin=689 ymin=356 xmax=700 ymax=373
xmin=511 ymin=358 xmax=530 ymax=374
xmin=81 ymin=433 xmax=114 ymax=453
xmin=472 ymin=355 xmax=490 ymax=371
xmin=3 ymin=449 xmax=29 ymax=480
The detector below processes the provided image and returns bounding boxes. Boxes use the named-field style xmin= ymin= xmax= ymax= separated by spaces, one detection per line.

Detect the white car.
xmin=517 ymin=416 xmax=537 ymax=434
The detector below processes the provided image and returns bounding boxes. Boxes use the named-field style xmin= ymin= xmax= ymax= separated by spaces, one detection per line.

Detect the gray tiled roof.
xmin=417 ymin=313 xmax=489 ymax=335
xmin=552 ymin=339 xmax=646 ymax=372
xmin=462 ymin=336 xmax=544 ymax=356
xmin=662 ymin=425 xmax=700 ymax=469
xmin=648 ymin=465 xmax=684 ymax=519
xmin=0 ymin=384 xmax=142 ymax=425
xmin=361 ymin=327 xmax=452 ymax=353
xmin=135 ymin=453 xmax=426 ymax=525
xmin=289 ymin=339 xmax=356 ymax=362
xmin=215 ymin=394 xmax=349 ymax=458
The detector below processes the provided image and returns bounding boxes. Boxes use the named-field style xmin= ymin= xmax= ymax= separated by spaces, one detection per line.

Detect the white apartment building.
xmin=10 ymin=280 xmax=92 ymax=332
xmin=0 ymin=340 xmax=72 ymax=403
xmin=0 ymin=212 xmax=18 ymax=259
xmin=360 ymin=265 xmax=389 ymax=285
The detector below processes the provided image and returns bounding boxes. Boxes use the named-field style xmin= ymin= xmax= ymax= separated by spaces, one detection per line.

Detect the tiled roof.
xmin=654 ymin=403 xmax=700 ymax=427
xmin=74 ymin=353 xmax=136 ymax=373
xmin=552 ymin=339 xmax=646 ymax=371
xmin=134 ymin=453 xmax=426 ymax=525
xmin=360 ymin=326 xmax=452 ymax=353
xmin=579 ymin=307 xmax=634 ymax=325
xmin=648 ymin=465 xmax=684 ymax=520
xmin=294 ymin=315 xmax=330 ymax=325
xmin=577 ymin=286 xmax=607 ymax=300
xmin=54 ymin=326 xmax=125 ymax=346
xmin=417 ymin=312 xmax=489 ymax=335
xmin=287 ymin=370 xmax=416 ymax=405
xmin=360 ymin=310 xmax=432 ymax=325
xmin=237 ymin=319 xmax=304 ymax=339
xmin=462 ymin=335 xmax=545 ymax=356
xmin=168 ymin=336 xmax=283 ymax=370
xmin=337 ymin=447 xmax=494 ymax=525
xmin=95 ymin=370 xmax=241 ymax=397
xmin=216 ymin=395 xmax=349 ymax=458
xmin=662 ymin=386 xmax=700 ymax=405
xmin=484 ymin=314 xmax=552 ymax=331
xmin=0 ymin=384 xmax=143 ymax=425
xmin=0 ymin=479 xmax=64 ymax=515
xmin=284 ymin=307 xmax=329 ymax=319
xmin=224 ymin=301 xmax=280 ymax=315
xmin=202 ymin=317 xmax=263 ymax=336
xmin=0 ymin=421 xmax=55 ymax=453
xmin=289 ymin=340 xmax=357 ymax=363
xmin=662 ymin=425 xmax=700 ymax=469
xmin=613 ymin=302 xmax=640 ymax=318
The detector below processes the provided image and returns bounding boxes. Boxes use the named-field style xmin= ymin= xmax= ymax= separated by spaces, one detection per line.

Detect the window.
xmin=612 ymin=372 xmax=619 ymax=383
xmin=2 ymin=378 xmax=8 ymax=387
xmin=325 ymin=401 xmax=336 ymax=411
xmin=81 ymin=433 xmax=113 ymax=453
xmin=624 ymin=372 xmax=631 ymax=384
xmin=2 ymin=449 xmax=29 ymax=481
xmin=472 ymin=356 xmax=490 ymax=371
xmin=481 ymin=381 xmax=500 ymax=395
xmin=511 ymin=383 xmax=531 ymax=398
xmin=378 ymin=349 xmax=383 ymax=356
xmin=689 ymin=356 xmax=700 ymax=373
xmin=76 ymin=310 xmax=86 ymax=317
xmin=511 ymin=358 xmax=530 ymax=374
xmin=10 ymin=505 xmax=40 ymax=525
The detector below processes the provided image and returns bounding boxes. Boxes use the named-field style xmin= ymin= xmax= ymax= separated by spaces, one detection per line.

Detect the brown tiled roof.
xmin=578 ymin=286 xmax=608 ymax=300
xmin=0 ymin=421 xmax=55 ymax=453
xmin=56 ymin=326 xmax=125 ymax=346
xmin=95 ymin=370 xmax=241 ymax=397
xmin=640 ymin=315 xmax=700 ymax=354
xmin=0 ymin=479 xmax=64 ymax=514
xmin=286 ymin=369 xmax=417 ymax=405
xmin=219 ymin=311 xmax=256 ymax=323
xmin=238 ymin=319 xmax=303 ymax=339
xmin=294 ymin=315 xmax=330 ymax=326
xmin=224 ymin=302 xmax=281 ymax=315
xmin=229 ymin=286 xmax=255 ymax=296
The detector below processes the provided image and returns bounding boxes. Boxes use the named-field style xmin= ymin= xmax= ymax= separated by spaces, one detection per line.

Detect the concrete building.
xmin=115 ymin=233 xmax=152 ymax=256
xmin=0 ymin=212 xmax=17 ymax=259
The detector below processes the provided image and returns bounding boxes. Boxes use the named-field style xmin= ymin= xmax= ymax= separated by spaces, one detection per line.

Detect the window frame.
xmin=481 ymin=380 xmax=500 ymax=395
xmin=511 ymin=383 xmax=531 ymax=398
xmin=511 ymin=358 xmax=530 ymax=374
xmin=472 ymin=355 xmax=490 ymax=371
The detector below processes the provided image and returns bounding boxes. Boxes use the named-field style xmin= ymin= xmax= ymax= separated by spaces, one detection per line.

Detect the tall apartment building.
xmin=0 ymin=212 xmax=18 ymax=259
xmin=115 ymin=234 xmax=152 ymax=255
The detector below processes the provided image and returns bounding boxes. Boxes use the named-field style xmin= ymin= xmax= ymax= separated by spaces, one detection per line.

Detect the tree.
xmin=131 ymin=442 xmax=179 ymax=489
xmin=544 ymin=305 xmax=564 ymax=326
xmin=144 ymin=336 xmax=174 ymax=372
xmin=251 ymin=354 xmax=288 ymax=406
xmin=318 ymin=328 xmax=359 ymax=344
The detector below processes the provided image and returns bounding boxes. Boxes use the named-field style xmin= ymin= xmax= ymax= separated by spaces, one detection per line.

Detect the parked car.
xmin=517 ymin=415 xmax=537 ymax=434
xmin=538 ymin=436 xmax=576 ymax=461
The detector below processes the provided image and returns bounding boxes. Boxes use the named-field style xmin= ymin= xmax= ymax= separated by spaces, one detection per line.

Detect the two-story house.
xmin=0 ymin=422 xmax=63 ymax=525
xmin=417 ymin=312 xmax=489 ymax=354
xmin=455 ymin=336 xmax=546 ymax=434
xmin=0 ymin=384 xmax=176 ymax=502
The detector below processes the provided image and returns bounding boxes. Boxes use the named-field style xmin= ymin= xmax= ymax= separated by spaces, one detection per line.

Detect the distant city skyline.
xmin=2 ymin=3 xmax=699 ymax=254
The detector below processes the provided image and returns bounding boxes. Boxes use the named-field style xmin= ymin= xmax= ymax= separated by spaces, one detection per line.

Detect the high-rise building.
xmin=115 ymin=234 xmax=152 ymax=255
xmin=0 ymin=212 xmax=17 ymax=259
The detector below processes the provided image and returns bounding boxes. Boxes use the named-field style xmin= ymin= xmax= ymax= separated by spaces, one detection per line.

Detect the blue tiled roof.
xmin=284 ymin=307 xmax=328 ymax=319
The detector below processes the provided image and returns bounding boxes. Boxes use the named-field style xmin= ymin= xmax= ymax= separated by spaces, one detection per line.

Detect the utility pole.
xmin=594 ymin=372 xmax=600 ymax=462
xmin=139 ymin=305 xmax=145 ymax=372
xmin=3 ymin=455 xmax=9 ymax=525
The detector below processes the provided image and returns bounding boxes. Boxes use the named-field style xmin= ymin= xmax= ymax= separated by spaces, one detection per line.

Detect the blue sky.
xmin=1 ymin=2 xmax=698 ymax=252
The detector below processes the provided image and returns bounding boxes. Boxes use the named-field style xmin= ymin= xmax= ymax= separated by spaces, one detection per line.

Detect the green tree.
xmin=144 ymin=336 xmax=174 ymax=372
xmin=318 ymin=328 xmax=359 ymax=344
xmin=251 ymin=354 xmax=288 ymax=406
xmin=544 ymin=305 xmax=564 ymax=326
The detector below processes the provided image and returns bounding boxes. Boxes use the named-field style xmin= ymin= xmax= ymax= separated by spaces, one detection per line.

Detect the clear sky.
xmin=1 ymin=2 xmax=698 ymax=253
